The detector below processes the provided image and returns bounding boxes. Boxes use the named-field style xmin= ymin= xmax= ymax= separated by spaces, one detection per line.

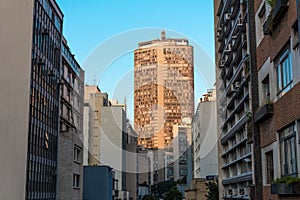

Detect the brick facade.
xmin=256 ymin=0 xmax=297 ymax=70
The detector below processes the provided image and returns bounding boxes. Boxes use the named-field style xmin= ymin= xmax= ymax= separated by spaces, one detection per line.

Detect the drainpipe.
xmin=297 ymin=0 xmax=300 ymax=43
xmin=247 ymin=0 xmax=263 ymax=200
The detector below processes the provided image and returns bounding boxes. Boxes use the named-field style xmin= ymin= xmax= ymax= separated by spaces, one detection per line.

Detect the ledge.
xmin=222 ymin=172 xmax=252 ymax=185
xmin=271 ymin=182 xmax=300 ymax=195
xmin=254 ymin=103 xmax=274 ymax=124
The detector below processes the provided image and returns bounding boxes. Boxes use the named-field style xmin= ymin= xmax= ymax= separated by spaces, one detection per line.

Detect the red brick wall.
xmin=256 ymin=0 xmax=297 ymax=70
xmin=260 ymin=82 xmax=300 ymax=148
xmin=255 ymin=0 xmax=263 ymax=13
xmin=263 ymin=186 xmax=278 ymax=200
xmin=274 ymin=82 xmax=300 ymax=131
xmin=260 ymin=117 xmax=276 ymax=148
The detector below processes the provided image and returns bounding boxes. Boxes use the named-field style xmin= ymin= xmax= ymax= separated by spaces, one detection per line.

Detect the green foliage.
xmin=264 ymin=0 xmax=278 ymax=33
xmin=273 ymin=176 xmax=300 ymax=185
xmin=164 ymin=186 xmax=183 ymax=200
xmin=205 ymin=181 xmax=219 ymax=200
xmin=265 ymin=0 xmax=277 ymax=7
xmin=142 ymin=195 xmax=155 ymax=200
xmin=154 ymin=180 xmax=177 ymax=197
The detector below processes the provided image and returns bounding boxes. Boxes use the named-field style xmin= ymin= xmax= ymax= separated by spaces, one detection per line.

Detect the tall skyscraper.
xmin=134 ymin=31 xmax=194 ymax=182
xmin=0 ymin=0 xmax=63 ymax=199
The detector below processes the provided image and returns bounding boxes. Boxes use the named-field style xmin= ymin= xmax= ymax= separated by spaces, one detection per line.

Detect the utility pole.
xmin=247 ymin=0 xmax=263 ymax=200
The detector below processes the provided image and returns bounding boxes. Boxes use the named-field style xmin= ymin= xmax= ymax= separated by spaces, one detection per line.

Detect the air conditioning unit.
xmin=218 ymin=24 xmax=224 ymax=31
xmin=225 ymin=13 xmax=231 ymax=20
xmin=232 ymin=34 xmax=238 ymax=39
xmin=231 ymin=84 xmax=237 ymax=92
xmin=225 ymin=44 xmax=232 ymax=52
xmin=237 ymin=18 xmax=243 ymax=26
xmin=220 ymin=59 xmax=226 ymax=68
xmin=235 ymin=81 xmax=241 ymax=88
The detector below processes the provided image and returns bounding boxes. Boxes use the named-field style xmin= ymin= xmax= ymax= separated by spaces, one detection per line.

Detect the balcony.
xmin=271 ymin=182 xmax=300 ymax=195
xmin=254 ymin=103 xmax=274 ymax=124
xmin=222 ymin=171 xmax=252 ymax=185
xmin=263 ymin=0 xmax=289 ymax=35
xmin=221 ymin=115 xmax=248 ymax=144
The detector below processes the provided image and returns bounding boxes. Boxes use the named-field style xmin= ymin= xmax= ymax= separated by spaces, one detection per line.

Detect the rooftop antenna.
xmin=161 ymin=30 xmax=166 ymax=40
xmin=93 ymin=74 xmax=96 ymax=86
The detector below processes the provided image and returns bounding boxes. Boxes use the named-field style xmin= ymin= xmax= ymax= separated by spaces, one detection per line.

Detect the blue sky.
xmin=56 ymin=0 xmax=216 ymax=121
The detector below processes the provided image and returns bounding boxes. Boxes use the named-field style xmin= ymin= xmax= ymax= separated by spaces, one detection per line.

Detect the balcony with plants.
xmin=263 ymin=0 xmax=289 ymax=35
xmin=271 ymin=176 xmax=300 ymax=195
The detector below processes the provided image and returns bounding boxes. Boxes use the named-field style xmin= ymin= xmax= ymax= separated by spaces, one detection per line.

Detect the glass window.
xmin=262 ymin=75 xmax=270 ymax=101
xmin=74 ymin=147 xmax=81 ymax=163
xmin=73 ymin=174 xmax=80 ymax=188
xmin=276 ymin=47 xmax=293 ymax=97
xmin=279 ymin=125 xmax=297 ymax=176
xmin=266 ymin=151 xmax=274 ymax=184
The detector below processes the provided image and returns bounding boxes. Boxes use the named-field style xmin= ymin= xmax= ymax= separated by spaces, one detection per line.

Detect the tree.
xmin=205 ymin=181 xmax=219 ymax=200
xmin=142 ymin=195 xmax=155 ymax=200
xmin=154 ymin=180 xmax=176 ymax=198
xmin=164 ymin=186 xmax=183 ymax=200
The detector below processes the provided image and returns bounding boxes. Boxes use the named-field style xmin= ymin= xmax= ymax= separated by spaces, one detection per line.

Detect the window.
xmin=262 ymin=75 xmax=270 ymax=101
xmin=279 ymin=125 xmax=297 ymax=176
xmin=74 ymin=146 xmax=81 ymax=163
xmin=257 ymin=3 xmax=266 ymax=42
xmin=276 ymin=47 xmax=293 ymax=97
xmin=265 ymin=151 xmax=274 ymax=184
xmin=73 ymin=174 xmax=80 ymax=188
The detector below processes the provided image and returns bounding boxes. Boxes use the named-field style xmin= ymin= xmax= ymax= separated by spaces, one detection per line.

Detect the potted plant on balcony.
xmin=264 ymin=0 xmax=277 ymax=34
xmin=271 ymin=176 xmax=300 ymax=195
xmin=244 ymin=112 xmax=253 ymax=143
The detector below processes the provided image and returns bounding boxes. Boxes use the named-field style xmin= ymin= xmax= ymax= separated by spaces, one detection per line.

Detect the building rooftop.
xmin=138 ymin=31 xmax=189 ymax=48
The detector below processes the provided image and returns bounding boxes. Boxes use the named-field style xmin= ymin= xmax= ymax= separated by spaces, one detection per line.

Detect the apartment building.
xmin=173 ymin=118 xmax=192 ymax=184
xmin=214 ymin=0 xmax=253 ymax=199
xmin=57 ymin=38 xmax=85 ymax=200
xmin=254 ymin=0 xmax=300 ymax=199
xmin=83 ymin=85 xmax=134 ymax=199
xmin=0 ymin=0 xmax=63 ymax=199
xmin=193 ymin=90 xmax=218 ymax=180
xmin=83 ymin=85 xmax=110 ymax=165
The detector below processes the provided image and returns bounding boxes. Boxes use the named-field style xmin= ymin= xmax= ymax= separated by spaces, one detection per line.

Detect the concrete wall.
xmin=193 ymin=100 xmax=218 ymax=179
xmin=57 ymin=130 xmax=81 ymax=200
xmin=0 ymin=0 xmax=34 ymax=199
xmin=100 ymin=106 xmax=126 ymax=191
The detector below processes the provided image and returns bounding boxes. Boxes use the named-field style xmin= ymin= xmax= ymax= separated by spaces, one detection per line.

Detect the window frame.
xmin=74 ymin=146 xmax=81 ymax=163
xmin=262 ymin=75 xmax=270 ymax=101
xmin=265 ymin=150 xmax=274 ymax=184
xmin=276 ymin=46 xmax=293 ymax=97
xmin=279 ymin=124 xmax=298 ymax=177
xmin=73 ymin=174 xmax=80 ymax=189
